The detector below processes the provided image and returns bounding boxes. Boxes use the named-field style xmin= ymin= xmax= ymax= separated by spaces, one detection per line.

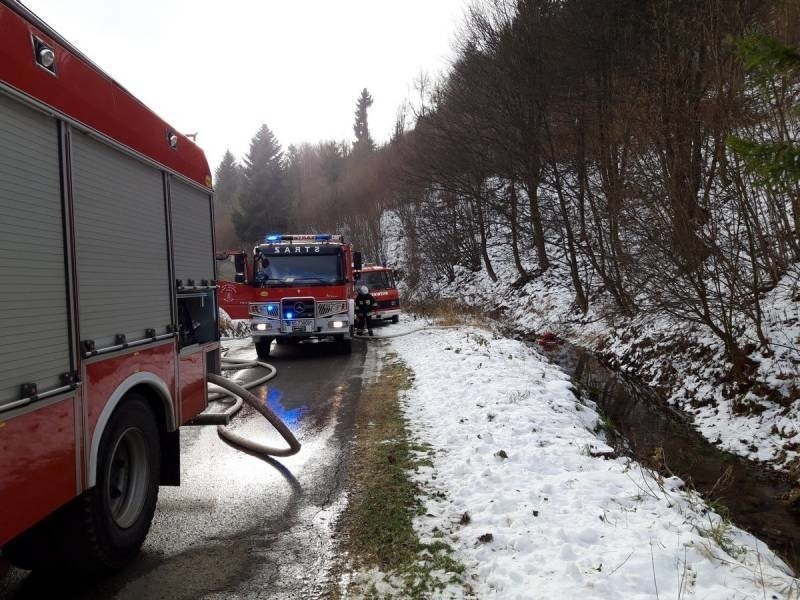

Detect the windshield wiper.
xmin=282 ymin=277 xmax=330 ymax=283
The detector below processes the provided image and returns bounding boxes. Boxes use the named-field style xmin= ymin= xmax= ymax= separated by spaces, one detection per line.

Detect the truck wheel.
xmin=5 ymin=394 xmax=160 ymax=574
xmin=255 ymin=337 xmax=272 ymax=358
xmin=335 ymin=335 xmax=352 ymax=354
xmin=391 ymin=315 xmax=400 ymax=324
xmin=79 ymin=394 xmax=161 ymax=571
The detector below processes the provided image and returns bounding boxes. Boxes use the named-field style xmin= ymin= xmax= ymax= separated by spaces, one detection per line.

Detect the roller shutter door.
xmin=72 ymin=132 xmax=171 ymax=351
xmin=171 ymin=179 xmax=214 ymax=285
xmin=0 ymin=93 xmax=71 ymax=407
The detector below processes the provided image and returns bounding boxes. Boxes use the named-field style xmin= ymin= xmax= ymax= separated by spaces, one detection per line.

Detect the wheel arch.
xmin=88 ymin=372 xmax=176 ymax=487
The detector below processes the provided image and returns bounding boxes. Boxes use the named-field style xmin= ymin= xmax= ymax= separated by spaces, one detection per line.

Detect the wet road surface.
xmin=1 ymin=337 xmax=373 ymax=600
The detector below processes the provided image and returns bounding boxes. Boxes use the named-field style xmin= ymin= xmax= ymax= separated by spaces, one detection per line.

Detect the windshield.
xmin=360 ymin=270 xmax=393 ymax=290
xmin=257 ymin=254 xmax=343 ymax=285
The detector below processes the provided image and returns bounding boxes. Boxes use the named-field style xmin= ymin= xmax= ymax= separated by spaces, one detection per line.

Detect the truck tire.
xmin=335 ymin=335 xmax=352 ymax=354
xmin=5 ymin=394 xmax=160 ymax=574
xmin=255 ymin=337 xmax=273 ymax=359
xmin=391 ymin=315 xmax=400 ymax=324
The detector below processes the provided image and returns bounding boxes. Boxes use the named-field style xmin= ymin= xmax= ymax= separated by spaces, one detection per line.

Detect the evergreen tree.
xmin=728 ymin=34 xmax=800 ymax=188
xmin=232 ymin=124 xmax=288 ymax=242
xmin=213 ymin=149 xmax=244 ymax=248
xmin=352 ymin=88 xmax=375 ymax=156
xmin=319 ymin=141 xmax=344 ymax=186
xmin=214 ymin=150 xmax=243 ymax=211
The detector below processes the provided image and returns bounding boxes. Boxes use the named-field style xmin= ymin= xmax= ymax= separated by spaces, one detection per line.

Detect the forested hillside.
xmin=214 ymin=0 xmax=800 ymax=470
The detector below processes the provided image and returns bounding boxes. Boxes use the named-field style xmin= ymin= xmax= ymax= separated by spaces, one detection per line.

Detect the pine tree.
xmin=214 ymin=150 xmax=242 ymax=211
xmin=213 ymin=150 xmax=244 ymax=248
xmin=728 ymin=34 xmax=800 ymax=188
xmin=352 ymin=88 xmax=375 ymax=156
xmin=232 ymin=124 xmax=288 ymax=242
xmin=728 ymin=34 xmax=800 ymax=240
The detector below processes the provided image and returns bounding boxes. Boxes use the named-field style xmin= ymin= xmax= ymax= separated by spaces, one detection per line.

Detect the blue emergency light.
xmin=286 ymin=312 xmax=293 ymax=319
xmin=263 ymin=233 xmax=338 ymax=243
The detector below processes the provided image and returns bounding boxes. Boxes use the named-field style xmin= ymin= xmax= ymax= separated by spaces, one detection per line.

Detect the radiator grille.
xmin=317 ymin=301 xmax=348 ymax=318
xmin=281 ymin=298 xmax=314 ymax=318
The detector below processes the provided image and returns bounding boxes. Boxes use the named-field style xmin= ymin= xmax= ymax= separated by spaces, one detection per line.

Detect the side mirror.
xmin=234 ymin=253 xmax=248 ymax=284
xmin=353 ymin=251 xmax=363 ymax=273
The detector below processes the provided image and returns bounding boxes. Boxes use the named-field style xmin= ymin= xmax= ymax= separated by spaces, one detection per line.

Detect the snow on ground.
xmin=219 ymin=307 xmax=250 ymax=339
xmin=388 ymin=326 xmax=799 ymax=599
xmin=383 ymin=210 xmax=800 ymax=472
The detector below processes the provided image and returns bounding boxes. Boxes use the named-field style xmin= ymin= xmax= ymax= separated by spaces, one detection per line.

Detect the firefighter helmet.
xmin=359 ymin=285 xmax=369 ymax=294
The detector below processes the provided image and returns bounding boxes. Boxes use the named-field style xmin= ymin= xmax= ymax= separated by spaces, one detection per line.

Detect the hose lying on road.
xmin=206 ymin=356 xmax=301 ymax=458
xmin=207 ymin=323 xmax=457 ymax=456
xmin=352 ymin=324 xmax=460 ymax=340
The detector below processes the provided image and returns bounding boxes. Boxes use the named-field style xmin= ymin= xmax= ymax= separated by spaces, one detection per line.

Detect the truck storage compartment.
xmin=170 ymin=178 xmax=214 ymax=286
xmin=71 ymin=131 xmax=171 ymax=353
xmin=0 ymin=93 xmax=71 ymax=407
xmin=177 ymin=290 xmax=217 ymax=348
xmin=177 ymin=289 xmax=216 ymax=423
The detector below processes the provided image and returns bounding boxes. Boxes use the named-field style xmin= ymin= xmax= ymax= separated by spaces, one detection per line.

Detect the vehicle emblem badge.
xmin=294 ymin=302 xmax=305 ymax=314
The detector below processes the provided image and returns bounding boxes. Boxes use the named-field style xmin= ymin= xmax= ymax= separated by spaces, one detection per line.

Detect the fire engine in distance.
xmin=217 ymin=234 xmax=363 ymax=358
xmin=355 ymin=264 xmax=402 ymax=323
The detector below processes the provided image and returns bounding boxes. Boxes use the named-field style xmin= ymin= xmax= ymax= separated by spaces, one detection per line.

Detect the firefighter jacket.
xmin=355 ymin=292 xmax=375 ymax=316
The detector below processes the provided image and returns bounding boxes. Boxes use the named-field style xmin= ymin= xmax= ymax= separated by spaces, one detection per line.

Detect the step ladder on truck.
xmin=0 ymin=0 xmax=247 ymax=573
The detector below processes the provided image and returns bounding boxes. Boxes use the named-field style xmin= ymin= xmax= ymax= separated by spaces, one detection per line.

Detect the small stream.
xmin=528 ymin=335 xmax=800 ymax=575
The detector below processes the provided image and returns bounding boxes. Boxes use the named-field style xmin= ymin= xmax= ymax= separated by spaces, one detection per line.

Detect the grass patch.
xmin=405 ymin=299 xmax=486 ymax=327
xmin=338 ymin=354 xmax=468 ymax=598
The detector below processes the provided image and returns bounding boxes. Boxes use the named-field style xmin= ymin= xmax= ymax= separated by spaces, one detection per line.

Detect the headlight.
xmin=332 ymin=321 xmax=346 ymax=329
xmin=255 ymin=323 xmax=269 ymax=331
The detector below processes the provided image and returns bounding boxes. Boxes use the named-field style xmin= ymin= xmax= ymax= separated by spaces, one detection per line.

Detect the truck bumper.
xmin=373 ymin=309 xmax=401 ymax=320
xmin=250 ymin=317 xmax=352 ymax=339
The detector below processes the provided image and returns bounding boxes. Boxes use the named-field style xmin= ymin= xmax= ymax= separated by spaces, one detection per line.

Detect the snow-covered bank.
xmin=218 ymin=308 xmax=250 ymax=339
xmin=383 ymin=211 xmax=800 ymax=473
xmin=388 ymin=326 xmax=798 ymax=599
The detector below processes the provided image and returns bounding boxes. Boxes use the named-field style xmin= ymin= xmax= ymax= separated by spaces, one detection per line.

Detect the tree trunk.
xmin=524 ymin=167 xmax=549 ymax=273
xmin=509 ymin=180 xmax=528 ymax=281
xmin=545 ymin=120 xmax=587 ymax=313
xmin=474 ymin=193 xmax=497 ymax=282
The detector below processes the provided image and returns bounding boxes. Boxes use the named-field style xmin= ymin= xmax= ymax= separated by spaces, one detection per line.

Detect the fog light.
xmin=332 ymin=321 xmax=345 ymax=329
xmin=255 ymin=323 xmax=268 ymax=331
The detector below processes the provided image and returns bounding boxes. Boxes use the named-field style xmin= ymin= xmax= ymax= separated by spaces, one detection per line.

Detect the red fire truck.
xmin=0 ymin=1 xmax=219 ymax=571
xmin=216 ymin=235 xmax=362 ymax=357
xmin=216 ymin=249 xmax=253 ymax=320
xmin=356 ymin=265 xmax=402 ymax=323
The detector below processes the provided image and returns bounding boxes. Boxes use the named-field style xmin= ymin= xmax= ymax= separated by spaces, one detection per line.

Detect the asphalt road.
xmin=1 ymin=337 xmax=375 ymax=600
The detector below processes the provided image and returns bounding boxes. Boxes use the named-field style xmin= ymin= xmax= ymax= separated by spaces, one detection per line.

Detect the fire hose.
xmin=206 ymin=356 xmax=301 ymax=457
xmin=352 ymin=322 xmax=460 ymax=340
xmin=208 ymin=321 xmax=456 ymax=457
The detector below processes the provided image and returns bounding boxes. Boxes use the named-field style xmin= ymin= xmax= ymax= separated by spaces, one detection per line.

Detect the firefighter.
xmin=355 ymin=285 xmax=375 ymax=336
xmin=253 ymin=251 xmax=270 ymax=286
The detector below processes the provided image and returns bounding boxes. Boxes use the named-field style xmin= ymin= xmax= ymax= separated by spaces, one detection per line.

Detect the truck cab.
xmin=215 ymin=249 xmax=252 ymax=320
xmin=356 ymin=265 xmax=401 ymax=323
xmin=217 ymin=234 xmax=361 ymax=357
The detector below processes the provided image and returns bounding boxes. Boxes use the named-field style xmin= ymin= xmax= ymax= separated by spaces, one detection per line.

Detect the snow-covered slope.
xmin=389 ymin=326 xmax=798 ymax=599
xmin=382 ymin=211 xmax=800 ymax=472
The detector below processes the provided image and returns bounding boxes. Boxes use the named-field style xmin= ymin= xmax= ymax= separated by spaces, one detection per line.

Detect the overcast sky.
xmin=22 ymin=0 xmax=469 ymax=171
